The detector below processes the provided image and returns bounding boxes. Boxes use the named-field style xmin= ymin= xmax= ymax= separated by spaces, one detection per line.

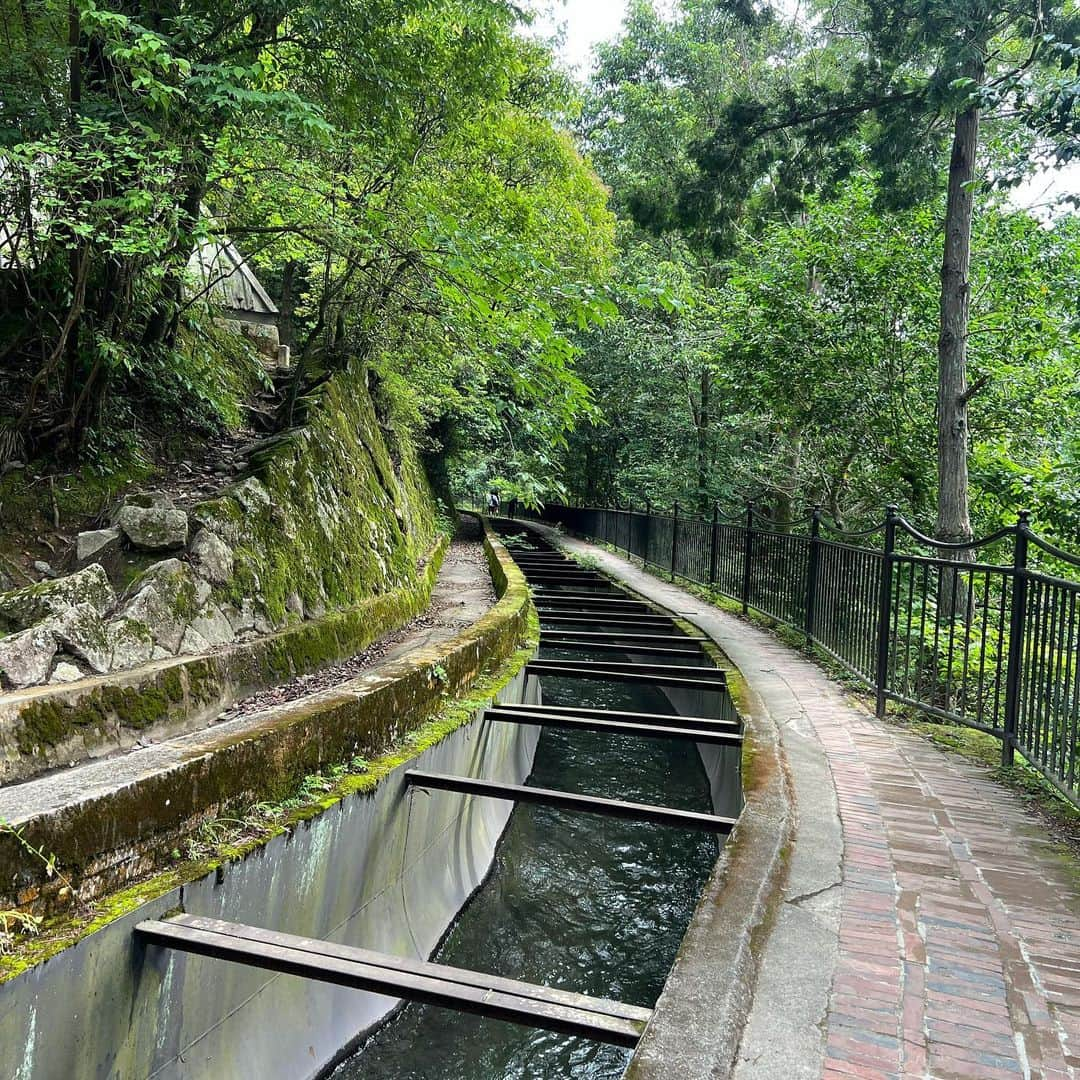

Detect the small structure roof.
xmin=186 ymin=237 xmax=278 ymax=316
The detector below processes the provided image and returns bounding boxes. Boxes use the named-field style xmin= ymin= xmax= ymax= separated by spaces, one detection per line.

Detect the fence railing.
xmin=492 ymin=498 xmax=1080 ymax=807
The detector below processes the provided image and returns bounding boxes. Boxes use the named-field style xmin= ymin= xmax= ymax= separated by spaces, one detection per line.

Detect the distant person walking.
xmin=486 ymin=490 xmax=500 ymax=514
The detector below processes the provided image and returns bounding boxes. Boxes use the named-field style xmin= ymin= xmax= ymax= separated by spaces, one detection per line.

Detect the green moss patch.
xmin=193 ymin=366 xmax=437 ymax=628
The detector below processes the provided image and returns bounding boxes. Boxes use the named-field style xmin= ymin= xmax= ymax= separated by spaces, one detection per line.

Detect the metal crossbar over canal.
xmin=138 ymin=529 xmax=740 ymax=1055
xmin=135 ymin=916 xmax=651 ymax=1047
xmin=405 ymin=770 xmax=736 ymax=831
xmin=484 ymin=703 xmax=742 ymax=745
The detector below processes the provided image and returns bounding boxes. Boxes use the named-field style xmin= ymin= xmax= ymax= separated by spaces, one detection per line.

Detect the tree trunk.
xmin=68 ymin=0 xmax=81 ymax=108
xmin=936 ymin=61 xmax=984 ymax=621
xmin=696 ymin=367 xmax=710 ymax=512
xmin=774 ymin=429 xmax=802 ymax=531
xmin=141 ymin=154 xmax=208 ymax=349
xmin=935 ymin=66 xmax=983 ymax=550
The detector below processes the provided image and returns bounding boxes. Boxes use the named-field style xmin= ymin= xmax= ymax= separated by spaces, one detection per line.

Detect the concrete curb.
xmin=627 ymin=669 xmax=793 ymax=1079
xmin=0 ymin=525 xmax=535 ymax=914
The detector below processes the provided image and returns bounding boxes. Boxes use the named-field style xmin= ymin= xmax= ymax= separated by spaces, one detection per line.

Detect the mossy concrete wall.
xmin=0 ymin=536 xmax=446 ymax=786
xmin=0 ymin=675 xmax=540 ymax=1080
xmin=0 ymin=528 xmax=533 ymax=913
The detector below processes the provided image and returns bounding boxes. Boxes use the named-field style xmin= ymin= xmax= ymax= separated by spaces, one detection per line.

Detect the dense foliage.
xmin=0 ymin=0 xmax=614 ymax=474
xmin=566 ymin=182 xmax=1080 ymax=530
xmin=555 ymin=0 xmax=1080 ymax=543
xmin=3 ymin=0 xmax=1078 ymax=545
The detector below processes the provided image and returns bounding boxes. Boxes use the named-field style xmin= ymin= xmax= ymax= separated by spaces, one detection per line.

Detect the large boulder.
xmin=190 ymin=529 xmax=234 ymax=586
xmin=135 ymin=490 xmax=171 ymax=505
xmin=188 ymin=602 xmax=235 ymax=647
xmin=120 ymin=558 xmax=200 ymax=654
xmin=128 ymin=559 xmax=196 ymax=605
xmin=223 ymin=599 xmax=257 ymax=635
xmin=0 ymin=626 xmax=58 ymax=688
xmin=49 ymin=661 xmax=85 ymax=685
xmin=0 ymin=564 xmax=115 ymax=632
xmin=105 ymin=617 xmax=155 ymax=670
xmin=179 ymin=626 xmax=211 ymax=655
xmin=191 ymin=478 xmax=270 ymax=547
xmin=116 ymin=505 xmax=189 ymax=552
xmin=49 ymin=602 xmax=112 ymax=673
xmin=121 ymin=587 xmax=185 ymax=654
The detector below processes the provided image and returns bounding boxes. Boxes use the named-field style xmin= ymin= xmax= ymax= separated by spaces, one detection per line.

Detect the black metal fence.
xmin=498 ymin=499 xmax=1080 ymax=807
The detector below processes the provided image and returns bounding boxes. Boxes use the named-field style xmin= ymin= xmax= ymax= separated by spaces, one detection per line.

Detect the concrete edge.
xmin=523 ymin=521 xmax=796 ymax=1078
xmin=0 ymin=526 xmax=536 ymax=916
xmin=0 ymin=533 xmax=452 ymax=785
xmin=626 ymin=662 xmax=795 ymax=1079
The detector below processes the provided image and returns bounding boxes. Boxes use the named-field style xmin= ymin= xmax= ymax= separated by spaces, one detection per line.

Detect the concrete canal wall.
xmin=654 ymin=679 xmax=742 ymax=821
xmin=1 ymin=678 xmax=540 ymax=1080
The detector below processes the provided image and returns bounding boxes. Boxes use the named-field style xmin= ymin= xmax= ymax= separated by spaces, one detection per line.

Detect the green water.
xmin=333 ymin=672 xmax=719 ymax=1080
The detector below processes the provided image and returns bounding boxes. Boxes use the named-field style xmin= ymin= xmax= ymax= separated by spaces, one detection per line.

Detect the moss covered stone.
xmin=0 ymin=565 xmax=115 ymax=633
xmin=14 ymin=678 xmax=169 ymax=755
xmin=191 ymin=366 xmax=436 ymax=632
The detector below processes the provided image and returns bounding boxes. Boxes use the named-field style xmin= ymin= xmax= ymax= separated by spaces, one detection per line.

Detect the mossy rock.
xmin=0 ymin=565 xmax=115 ymax=634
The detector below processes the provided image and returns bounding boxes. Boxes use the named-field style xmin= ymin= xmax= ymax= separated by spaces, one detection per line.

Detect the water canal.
xmin=334 ymin=663 xmax=721 ymax=1079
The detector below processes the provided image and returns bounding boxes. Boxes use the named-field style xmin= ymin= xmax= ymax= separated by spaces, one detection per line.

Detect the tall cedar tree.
xmin=676 ymin=0 xmax=1080 ymax=545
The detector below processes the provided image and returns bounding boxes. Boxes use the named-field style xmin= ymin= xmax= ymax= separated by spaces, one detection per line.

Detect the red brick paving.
xmin=811 ymin=703 xmax=1080 ymax=1079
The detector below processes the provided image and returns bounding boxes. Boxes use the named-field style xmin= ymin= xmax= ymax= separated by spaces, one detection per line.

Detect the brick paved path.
xmin=816 ymin=701 xmax=1080 ymax=1080
xmin=533 ymin=526 xmax=1080 ymax=1080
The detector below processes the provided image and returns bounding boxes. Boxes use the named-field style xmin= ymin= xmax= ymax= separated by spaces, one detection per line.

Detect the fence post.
xmin=741 ymin=503 xmax=754 ymax=614
xmin=874 ymin=505 xmax=899 ymax=718
xmin=671 ymin=501 xmax=680 ymax=575
xmin=643 ymin=499 xmax=652 ymax=567
xmin=804 ymin=505 xmax=822 ymax=643
xmin=708 ymin=503 xmax=720 ymax=586
xmin=1001 ymin=510 xmax=1031 ymax=768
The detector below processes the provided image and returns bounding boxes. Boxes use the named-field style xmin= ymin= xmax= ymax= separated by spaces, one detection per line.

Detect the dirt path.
xmin=218 ymin=516 xmax=495 ymax=721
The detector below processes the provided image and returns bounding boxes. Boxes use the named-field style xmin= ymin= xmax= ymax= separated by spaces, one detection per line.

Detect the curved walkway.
xmin=532 ymin=524 xmax=1080 ymax=1080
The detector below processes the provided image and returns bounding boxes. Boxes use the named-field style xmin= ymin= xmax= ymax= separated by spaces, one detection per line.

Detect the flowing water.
xmin=333 ymin=667 xmax=719 ymax=1080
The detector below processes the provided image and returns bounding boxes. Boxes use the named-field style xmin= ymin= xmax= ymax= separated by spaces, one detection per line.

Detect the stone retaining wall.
xmin=0 ymin=534 xmax=446 ymax=785
xmin=0 ymin=363 xmax=442 ymax=782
